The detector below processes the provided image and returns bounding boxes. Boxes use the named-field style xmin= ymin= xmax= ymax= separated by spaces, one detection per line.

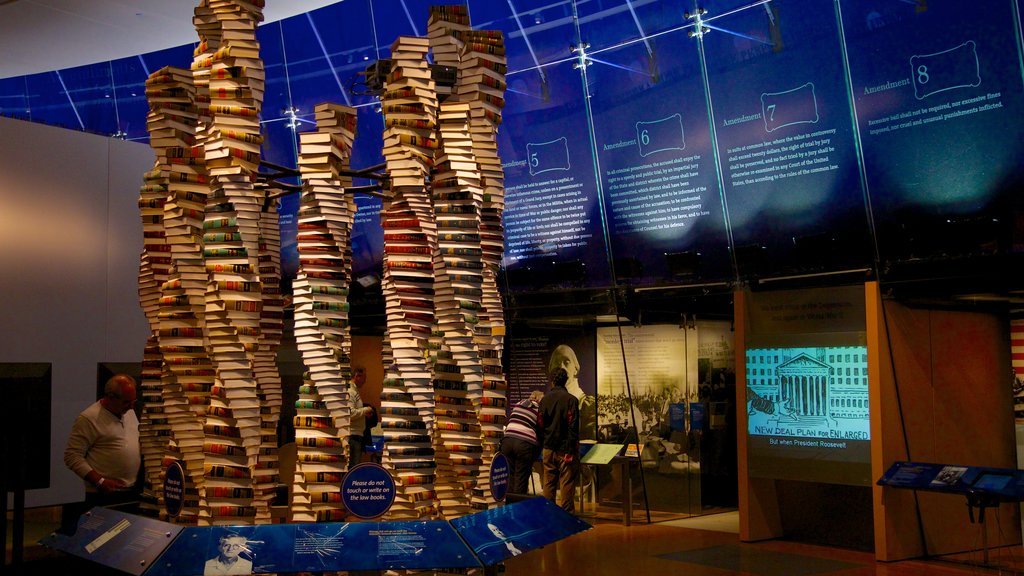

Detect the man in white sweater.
xmin=63 ymin=374 xmax=141 ymax=507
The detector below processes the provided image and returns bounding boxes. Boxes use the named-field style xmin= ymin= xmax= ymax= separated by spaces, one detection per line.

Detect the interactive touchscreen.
xmin=972 ymin=473 xmax=1014 ymax=491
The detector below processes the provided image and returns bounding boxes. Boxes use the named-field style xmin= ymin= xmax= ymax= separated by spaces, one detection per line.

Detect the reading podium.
xmin=579 ymin=443 xmax=640 ymax=526
xmin=877 ymin=461 xmax=1024 ymax=564
xmin=41 ymin=496 xmax=589 ymax=575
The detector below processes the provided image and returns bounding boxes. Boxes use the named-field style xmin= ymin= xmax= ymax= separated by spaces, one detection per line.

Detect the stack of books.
xmin=428 ymin=100 xmax=487 ymax=518
xmin=290 ymin=103 xmax=359 ymax=523
xmin=201 ymin=201 xmax=263 ymax=528
xmin=138 ymin=166 xmax=170 ymax=330
xmin=141 ymin=65 xmax=214 ymax=524
xmin=291 ymin=376 xmax=346 ymax=521
xmin=157 ymin=280 xmax=214 ymax=526
xmin=425 ymin=12 xmax=512 ymax=511
xmin=379 ymin=35 xmax=441 ymax=520
xmin=252 ymin=191 xmax=283 ymax=522
xmin=196 ymin=0 xmax=267 ymax=527
xmin=202 ymin=0 xmax=265 ymax=271
xmin=453 ymin=27 xmax=510 ymax=510
xmin=426 ymin=5 xmax=471 ymax=97
xmin=137 ymin=156 xmax=172 ymax=517
xmin=137 ymin=338 xmax=168 ymax=517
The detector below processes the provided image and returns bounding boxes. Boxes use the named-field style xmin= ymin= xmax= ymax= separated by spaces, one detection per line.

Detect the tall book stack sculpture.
xmin=291 ymin=104 xmax=358 ymax=523
xmin=137 ymin=341 xmax=166 ymax=517
xmin=253 ymin=188 xmax=284 ymax=520
xmin=429 ymin=98 xmax=488 ymax=517
xmin=136 ymin=0 xmax=279 ymax=526
xmin=143 ymin=65 xmax=213 ymax=525
xmin=379 ymin=35 xmax=442 ymax=520
xmin=424 ymin=4 xmax=482 ymax=520
xmin=425 ymin=6 xmax=510 ymax=512
xmin=137 ymin=68 xmax=181 ymax=515
xmin=198 ymin=0 xmax=267 ymax=525
xmin=454 ymin=24 xmax=509 ymax=511
xmin=137 ymin=1 xmax=511 ymax=526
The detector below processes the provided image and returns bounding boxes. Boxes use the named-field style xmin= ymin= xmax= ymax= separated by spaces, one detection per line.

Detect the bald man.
xmin=63 ymin=374 xmax=141 ymax=505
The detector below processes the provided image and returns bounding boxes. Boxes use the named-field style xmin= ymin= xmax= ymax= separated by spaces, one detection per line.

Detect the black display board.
xmin=2 ymin=362 xmax=52 ymax=490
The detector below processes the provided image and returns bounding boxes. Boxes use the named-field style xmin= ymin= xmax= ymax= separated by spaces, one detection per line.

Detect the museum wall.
xmin=876 ymin=301 xmax=1018 ymax=557
xmin=0 ymin=115 xmax=153 ymax=507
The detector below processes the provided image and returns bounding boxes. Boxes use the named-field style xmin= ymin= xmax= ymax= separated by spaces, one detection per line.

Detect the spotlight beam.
xmin=588 ymin=56 xmax=653 ymax=77
xmin=306 ymin=13 xmax=352 ymax=106
xmin=624 ymin=0 xmax=655 ymax=58
xmin=704 ymin=23 xmax=772 ymax=44
xmin=507 ymin=0 xmax=548 ymax=84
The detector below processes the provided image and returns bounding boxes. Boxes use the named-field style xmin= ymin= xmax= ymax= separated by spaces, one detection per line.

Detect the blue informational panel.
xmin=39 ymin=507 xmax=184 ymax=576
xmin=145 ymin=520 xmax=481 ymax=575
xmin=449 ymin=496 xmax=592 ymax=566
xmin=840 ymin=0 xmax=1024 ymax=262
xmin=289 ymin=521 xmax=480 ymax=572
xmin=500 ymin=60 xmax=611 ymax=290
xmin=685 ymin=402 xmax=702 ymax=432
xmin=43 ymin=499 xmax=592 ymax=574
xmin=704 ymin=0 xmax=871 ymax=276
xmin=878 ymin=461 xmax=1024 ymax=501
xmin=588 ymin=29 xmax=731 ymax=284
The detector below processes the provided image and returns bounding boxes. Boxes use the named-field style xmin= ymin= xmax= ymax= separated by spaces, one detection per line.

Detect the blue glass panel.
xmin=372 ymin=0 xmax=464 ymax=51
xmin=0 ymin=76 xmax=30 ymax=121
xmin=350 ymin=106 xmax=387 ymax=281
xmin=450 ymin=496 xmax=592 ymax=566
xmin=704 ymin=0 xmax=871 ymax=278
xmin=467 ymin=1 xmax=580 ymax=74
xmin=39 ymin=507 xmax=184 ymax=576
xmin=24 ymin=70 xmax=83 ymax=132
xmin=279 ymin=1 xmax=377 ymax=117
xmin=110 ymin=55 xmax=153 ymax=141
xmin=840 ymin=0 xmax=1024 ymax=263
xmin=500 ymin=58 xmax=612 ymax=290
xmin=576 ymin=0 xmax=693 ymax=55
xmin=147 ymin=521 xmax=480 ymax=575
xmin=581 ymin=1 xmax=732 ymax=284
xmin=58 ymin=62 xmax=119 ymax=136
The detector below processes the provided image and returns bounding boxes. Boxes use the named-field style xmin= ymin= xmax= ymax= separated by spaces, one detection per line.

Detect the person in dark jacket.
xmin=539 ymin=368 xmax=580 ymax=512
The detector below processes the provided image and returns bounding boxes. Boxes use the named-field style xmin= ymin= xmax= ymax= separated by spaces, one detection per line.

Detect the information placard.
xmin=450 ymin=496 xmax=592 ymax=565
xmin=39 ymin=507 xmax=183 ymax=576
xmin=840 ymin=0 xmax=1024 ymax=262
xmin=489 ymin=453 xmax=510 ymax=502
xmin=704 ymin=0 xmax=870 ymax=276
xmin=500 ymin=61 xmax=610 ymax=290
xmin=580 ymin=443 xmax=623 ymax=465
xmin=163 ymin=460 xmax=184 ymax=518
xmin=590 ymin=39 xmax=730 ymax=283
xmin=341 ymin=462 xmax=396 ymax=519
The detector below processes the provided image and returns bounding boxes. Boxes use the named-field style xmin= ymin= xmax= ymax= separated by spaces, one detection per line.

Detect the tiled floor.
xmin=8 ymin=509 xmax=1024 ymax=575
